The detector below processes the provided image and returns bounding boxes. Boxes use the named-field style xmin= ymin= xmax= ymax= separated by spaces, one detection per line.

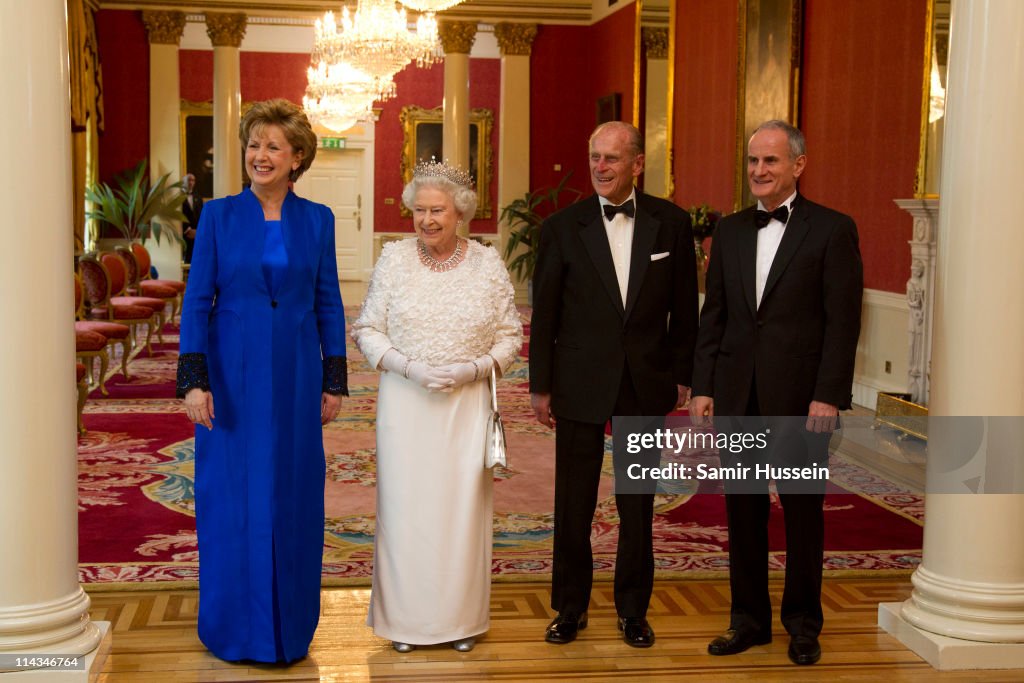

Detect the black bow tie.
xmin=754 ymin=205 xmax=789 ymax=229
xmin=603 ymin=200 xmax=635 ymax=220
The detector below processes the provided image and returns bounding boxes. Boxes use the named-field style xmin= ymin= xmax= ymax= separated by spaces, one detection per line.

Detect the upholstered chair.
xmin=79 ymin=254 xmax=157 ymax=355
xmin=130 ymin=242 xmax=186 ymax=321
xmin=75 ymin=272 xmax=132 ymax=382
xmin=99 ymin=251 xmax=167 ymax=346
xmin=116 ymin=245 xmax=182 ymax=325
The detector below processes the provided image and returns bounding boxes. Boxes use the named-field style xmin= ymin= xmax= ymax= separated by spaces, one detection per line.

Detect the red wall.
xmin=530 ymin=24 xmax=593 ymax=198
xmin=241 ymin=53 xmax=310 ymax=103
xmin=800 ymin=0 xmax=926 ymax=292
xmin=591 ymin=8 xmax=639 ymax=126
xmin=96 ymin=10 xmax=149 ymax=183
xmin=180 ymin=51 xmax=309 ymax=103
xmin=672 ymin=0 xmax=738 ymax=214
xmin=180 ymin=50 xmax=212 ymax=101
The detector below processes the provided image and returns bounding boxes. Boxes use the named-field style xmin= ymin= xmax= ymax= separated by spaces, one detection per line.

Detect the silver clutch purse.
xmin=484 ymin=365 xmax=507 ymax=468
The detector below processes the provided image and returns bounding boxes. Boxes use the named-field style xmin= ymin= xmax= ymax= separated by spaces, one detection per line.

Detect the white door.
xmin=294 ymin=148 xmax=368 ymax=280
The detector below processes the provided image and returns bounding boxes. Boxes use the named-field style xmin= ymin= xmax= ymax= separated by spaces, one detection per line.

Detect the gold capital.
xmin=494 ymin=23 xmax=538 ymax=57
xmin=642 ymin=27 xmax=669 ymax=60
xmin=141 ymin=10 xmax=186 ymax=46
xmin=205 ymin=12 xmax=247 ymax=48
xmin=438 ymin=21 xmax=477 ymax=55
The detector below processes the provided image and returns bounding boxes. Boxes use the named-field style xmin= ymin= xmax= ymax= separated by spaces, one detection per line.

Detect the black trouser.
xmin=550 ymin=368 xmax=660 ymax=618
xmin=722 ymin=385 xmax=828 ymax=638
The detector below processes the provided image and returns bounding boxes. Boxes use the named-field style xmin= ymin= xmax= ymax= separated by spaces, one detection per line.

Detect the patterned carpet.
xmin=79 ymin=308 xmax=923 ymax=589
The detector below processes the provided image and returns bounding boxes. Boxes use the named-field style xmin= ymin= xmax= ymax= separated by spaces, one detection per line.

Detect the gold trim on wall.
xmin=633 ymin=0 xmax=642 ymax=129
xmin=734 ymin=0 xmax=803 ymax=211
xmin=914 ymin=0 xmax=935 ymax=198
xmin=398 ymin=105 xmax=494 ymax=220
xmin=665 ymin=0 xmax=676 ymax=199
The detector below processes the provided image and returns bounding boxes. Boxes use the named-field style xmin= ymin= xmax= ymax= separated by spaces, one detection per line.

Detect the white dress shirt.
xmin=755 ymin=191 xmax=797 ymax=309
xmin=600 ymin=191 xmax=637 ymax=307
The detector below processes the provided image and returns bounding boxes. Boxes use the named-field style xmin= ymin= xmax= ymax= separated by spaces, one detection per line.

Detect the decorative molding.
xmin=642 ymin=27 xmax=668 ymax=60
xmin=864 ymin=287 xmax=911 ymax=312
xmin=187 ymin=13 xmax=314 ymax=27
xmin=438 ymin=20 xmax=478 ymax=55
xmin=205 ymin=12 xmax=247 ymax=47
xmin=101 ymin=1 xmax=593 ymax=25
xmin=142 ymin=10 xmax=187 ymax=45
xmin=895 ymin=198 xmax=939 ymax=406
xmin=493 ymin=22 xmax=537 ymax=56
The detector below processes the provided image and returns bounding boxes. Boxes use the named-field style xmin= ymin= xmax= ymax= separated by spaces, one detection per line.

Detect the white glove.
xmin=437 ymin=355 xmax=495 ymax=389
xmin=380 ymin=348 xmax=454 ymax=392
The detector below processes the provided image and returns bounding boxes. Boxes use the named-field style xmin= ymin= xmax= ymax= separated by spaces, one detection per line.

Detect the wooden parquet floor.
xmin=88 ymin=578 xmax=1023 ymax=682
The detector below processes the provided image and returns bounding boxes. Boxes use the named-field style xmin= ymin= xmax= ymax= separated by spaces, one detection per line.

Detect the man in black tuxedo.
xmin=691 ymin=120 xmax=862 ymax=665
xmin=530 ymin=121 xmax=698 ymax=648
xmin=181 ymin=173 xmax=204 ymax=264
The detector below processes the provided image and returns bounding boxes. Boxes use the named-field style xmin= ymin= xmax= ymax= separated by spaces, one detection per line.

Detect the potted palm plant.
xmin=501 ymin=172 xmax=582 ymax=293
xmin=85 ymin=159 xmax=187 ymax=246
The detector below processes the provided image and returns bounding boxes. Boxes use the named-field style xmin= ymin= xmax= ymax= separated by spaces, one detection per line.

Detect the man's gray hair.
xmin=754 ymin=120 xmax=806 ymax=159
xmin=589 ymin=121 xmax=644 ymax=157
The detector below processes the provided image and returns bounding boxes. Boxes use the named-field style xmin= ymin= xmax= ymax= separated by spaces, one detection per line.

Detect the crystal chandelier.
xmin=397 ymin=0 xmax=466 ymax=13
xmin=311 ymin=3 xmax=440 ymax=103
xmin=303 ymin=59 xmax=377 ymax=133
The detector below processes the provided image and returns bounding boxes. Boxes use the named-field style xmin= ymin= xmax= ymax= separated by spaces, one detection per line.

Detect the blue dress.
xmin=177 ymin=188 xmax=347 ymax=662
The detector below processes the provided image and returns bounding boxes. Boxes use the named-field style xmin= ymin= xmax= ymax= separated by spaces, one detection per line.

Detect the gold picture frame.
xmin=734 ymin=0 xmax=803 ymax=210
xmin=399 ymin=105 xmax=494 ymax=219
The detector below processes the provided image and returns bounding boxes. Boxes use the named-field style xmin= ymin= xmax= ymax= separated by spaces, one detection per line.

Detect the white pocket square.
xmin=650 ymin=251 xmax=670 ymax=261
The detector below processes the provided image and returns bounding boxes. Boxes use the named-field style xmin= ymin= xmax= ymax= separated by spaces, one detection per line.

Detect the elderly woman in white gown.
xmin=352 ymin=161 xmax=523 ymax=653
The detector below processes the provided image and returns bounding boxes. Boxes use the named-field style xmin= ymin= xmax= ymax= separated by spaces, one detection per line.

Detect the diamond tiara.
xmin=413 ymin=159 xmax=473 ymax=188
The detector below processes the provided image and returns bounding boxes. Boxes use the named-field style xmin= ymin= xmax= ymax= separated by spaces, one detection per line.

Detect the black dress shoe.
xmin=544 ymin=611 xmax=588 ymax=644
xmin=788 ymin=635 xmax=821 ymax=665
xmin=617 ymin=617 xmax=655 ymax=648
xmin=707 ymin=628 xmax=772 ymax=656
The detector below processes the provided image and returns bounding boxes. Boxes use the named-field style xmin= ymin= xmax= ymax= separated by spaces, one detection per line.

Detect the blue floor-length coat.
xmin=178 ymin=187 xmax=346 ymax=662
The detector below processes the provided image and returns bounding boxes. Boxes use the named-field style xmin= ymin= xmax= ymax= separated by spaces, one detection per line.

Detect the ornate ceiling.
xmin=98 ymin=0 xmax=597 ymax=25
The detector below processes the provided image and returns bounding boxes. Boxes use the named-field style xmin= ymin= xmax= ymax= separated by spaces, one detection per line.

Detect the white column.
xmin=0 ymin=0 xmax=107 ymax=675
xmin=879 ymin=0 xmax=1024 ymax=670
xmin=206 ymin=13 xmax=246 ymax=199
xmin=439 ymin=21 xmax=476 ymax=238
xmin=494 ymin=23 xmax=537 ymax=302
xmin=144 ymin=10 xmax=187 ymax=281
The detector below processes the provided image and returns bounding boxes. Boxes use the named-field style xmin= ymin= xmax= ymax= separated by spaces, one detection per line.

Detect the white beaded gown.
xmin=351 ymin=238 xmax=523 ymax=644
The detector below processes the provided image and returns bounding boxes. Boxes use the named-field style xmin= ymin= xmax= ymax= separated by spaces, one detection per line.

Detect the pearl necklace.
xmin=417 ymin=238 xmax=465 ymax=273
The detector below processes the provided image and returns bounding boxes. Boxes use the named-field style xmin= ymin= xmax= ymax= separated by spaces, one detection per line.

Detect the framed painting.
xmin=596 ymin=93 xmax=622 ymax=125
xmin=180 ymin=101 xmax=215 ymax=200
xmin=179 ymin=100 xmax=251 ymax=200
xmin=399 ymin=105 xmax=493 ymax=219
xmin=734 ymin=0 xmax=803 ymax=210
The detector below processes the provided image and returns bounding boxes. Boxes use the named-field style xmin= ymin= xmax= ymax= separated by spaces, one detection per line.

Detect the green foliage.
xmin=687 ymin=203 xmax=723 ymax=241
xmin=501 ymin=172 xmax=582 ymax=281
xmin=85 ymin=159 xmax=188 ymax=245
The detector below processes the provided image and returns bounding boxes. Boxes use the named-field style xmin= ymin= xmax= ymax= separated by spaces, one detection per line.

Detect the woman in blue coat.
xmin=176 ymin=99 xmax=347 ymax=663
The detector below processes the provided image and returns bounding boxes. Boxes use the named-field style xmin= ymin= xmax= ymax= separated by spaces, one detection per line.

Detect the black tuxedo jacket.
xmin=183 ymin=193 xmax=204 ymax=229
xmin=529 ymin=192 xmax=698 ymax=423
xmin=692 ymin=195 xmax=863 ymax=416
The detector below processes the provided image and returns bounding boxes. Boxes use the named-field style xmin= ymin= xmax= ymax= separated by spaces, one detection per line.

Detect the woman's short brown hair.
xmin=239 ymin=99 xmax=317 ymax=181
